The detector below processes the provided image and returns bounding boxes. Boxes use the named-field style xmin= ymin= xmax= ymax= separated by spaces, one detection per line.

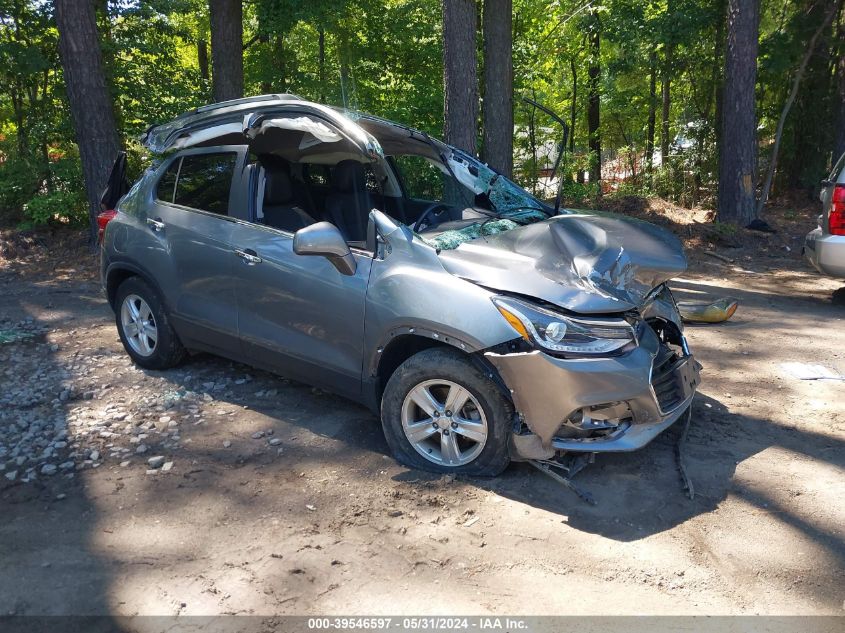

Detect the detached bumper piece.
xmin=677 ymin=297 xmax=739 ymax=323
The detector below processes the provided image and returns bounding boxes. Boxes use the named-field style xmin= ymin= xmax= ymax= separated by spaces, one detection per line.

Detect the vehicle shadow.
xmin=165 ymin=350 xmax=844 ymax=560
xmin=475 ymin=391 xmax=841 ymax=545
xmin=77 ymin=349 xmax=845 ymax=615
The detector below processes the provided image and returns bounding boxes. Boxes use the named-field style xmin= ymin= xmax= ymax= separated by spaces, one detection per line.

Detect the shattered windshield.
xmin=349 ymin=111 xmax=556 ymax=251
xmin=415 ymin=148 xmax=552 ymax=251
xmin=446 ymin=149 xmax=549 ymax=220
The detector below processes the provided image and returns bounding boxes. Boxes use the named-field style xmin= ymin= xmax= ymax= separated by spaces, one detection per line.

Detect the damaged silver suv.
xmin=100 ymin=94 xmax=700 ymax=476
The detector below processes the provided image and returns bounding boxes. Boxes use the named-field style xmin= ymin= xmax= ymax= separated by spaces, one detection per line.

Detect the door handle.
xmin=146 ymin=217 xmax=165 ymax=232
xmin=234 ymin=248 xmax=262 ymax=265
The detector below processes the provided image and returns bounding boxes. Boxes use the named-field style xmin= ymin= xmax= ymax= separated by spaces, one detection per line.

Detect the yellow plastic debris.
xmin=677 ymin=297 xmax=739 ymax=323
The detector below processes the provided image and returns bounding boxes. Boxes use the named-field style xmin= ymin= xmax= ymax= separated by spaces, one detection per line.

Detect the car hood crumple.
xmin=435 ymin=212 xmax=688 ymax=314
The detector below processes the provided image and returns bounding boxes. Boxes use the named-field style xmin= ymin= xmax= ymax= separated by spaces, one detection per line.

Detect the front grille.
xmin=651 ymin=344 xmax=687 ymax=412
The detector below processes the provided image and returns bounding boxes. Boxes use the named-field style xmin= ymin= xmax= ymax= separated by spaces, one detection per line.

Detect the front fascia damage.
xmin=486 ymin=287 xmax=700 ymax=460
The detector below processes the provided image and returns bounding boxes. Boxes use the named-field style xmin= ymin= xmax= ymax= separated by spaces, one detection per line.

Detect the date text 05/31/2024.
xmin=307 ymin=617 xmax=529 ymax=630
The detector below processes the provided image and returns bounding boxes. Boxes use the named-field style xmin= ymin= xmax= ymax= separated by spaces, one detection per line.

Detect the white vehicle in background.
xmin=805 ymin=151 xmax=845 ymax=279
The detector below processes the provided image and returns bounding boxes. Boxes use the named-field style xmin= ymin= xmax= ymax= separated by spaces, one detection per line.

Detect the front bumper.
xmin=804 ymin=227 xmax=845 ymax=279
xmin=485 ymin=324 xmax=700 ymax=458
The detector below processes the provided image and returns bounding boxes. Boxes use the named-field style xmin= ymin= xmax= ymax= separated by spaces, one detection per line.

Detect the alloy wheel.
xmin=120 ymin=294 xmax=158 ymax=357
xmin=400 ymin=379 xmax=488 ymax=467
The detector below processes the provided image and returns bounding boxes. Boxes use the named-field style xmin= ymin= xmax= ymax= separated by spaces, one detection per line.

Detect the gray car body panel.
xmin=363 ymin=213 xmax=524 ymax=373
xmin=104 ymin=95 xmax=701 ymax=461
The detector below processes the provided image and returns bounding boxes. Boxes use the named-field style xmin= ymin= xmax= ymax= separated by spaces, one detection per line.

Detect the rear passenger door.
xmin=151 ymin=147 xmax=247 ymax=356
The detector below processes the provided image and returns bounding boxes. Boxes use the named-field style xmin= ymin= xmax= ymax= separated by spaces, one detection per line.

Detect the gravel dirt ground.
xmin=0 ymin=204 xmax=843 ymax=618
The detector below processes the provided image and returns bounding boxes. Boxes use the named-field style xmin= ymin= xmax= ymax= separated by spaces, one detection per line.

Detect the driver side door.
xmin=230 ymin=220 xmax=372 ymax=400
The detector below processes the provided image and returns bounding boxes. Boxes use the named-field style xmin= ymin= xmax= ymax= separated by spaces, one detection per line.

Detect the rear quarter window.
xmin=305 ymin=163 xmax=332 ymax=186
xmin=173 ymin=152 xmax=237 ymax=215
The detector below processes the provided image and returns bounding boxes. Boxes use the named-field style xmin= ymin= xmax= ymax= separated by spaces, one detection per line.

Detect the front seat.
xmin=325 ymin=160 xmax=373 ymax=242
xmin=260 ymin=158 xmax=316 ymax=233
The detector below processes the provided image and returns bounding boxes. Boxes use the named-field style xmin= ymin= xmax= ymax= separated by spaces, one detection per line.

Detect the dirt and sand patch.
xmin=0 ymin=204 xmax=843 ymax=617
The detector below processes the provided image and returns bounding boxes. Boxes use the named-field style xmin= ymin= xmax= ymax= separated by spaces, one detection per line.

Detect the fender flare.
xmin=104 ymin=260 xmax=170 ymax=312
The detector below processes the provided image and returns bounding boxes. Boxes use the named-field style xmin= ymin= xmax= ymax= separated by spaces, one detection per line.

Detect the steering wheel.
xmin=413 ymin=202 xmax=453 ymax=233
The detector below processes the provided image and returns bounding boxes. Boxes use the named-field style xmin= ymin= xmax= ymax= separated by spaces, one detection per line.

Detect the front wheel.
xmin=380 ymin=347 xmax=512 ymax=476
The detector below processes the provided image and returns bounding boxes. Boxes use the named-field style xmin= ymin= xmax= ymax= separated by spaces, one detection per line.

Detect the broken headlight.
xmin=492 ymin=296 xmax=636 ymax=355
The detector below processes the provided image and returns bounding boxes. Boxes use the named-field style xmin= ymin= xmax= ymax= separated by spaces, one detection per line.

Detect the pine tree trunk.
xmin=271 ymin=35 xmax=287 ymax=93
xmin=198 ymin=39 xmax=209 ymax=81
xmin=569 ymin=57 xmax=577 ymax=155
xmin=443 ymin=0 xmax=479 ymax=154
xmin=646 ymin=51 xmax=656 ymax=171
xmin=54 ymin=0 xmax=121 ymax=249
xmin=482 ymin=0 xmax=513 ymax=176
xmin=587 ymin=15 xmax=601 ymax=185
xmin=209 ymin=0 xmax=244 ymax=102
xmin=835 ymin=30 xmax=845 ymax=162
xmin=319 ymin=28 xmax=326 ymax=103
xmin=713 ymin=0 xmax=726 ymax=171
xmin=717 ymin=0 xmax=759 ymax=225
xmin=660 ymin=47 xmax=672 ymax=161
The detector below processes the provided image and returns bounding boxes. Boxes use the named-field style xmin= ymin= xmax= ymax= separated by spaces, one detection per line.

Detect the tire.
xmin=381 ymin=347 xmax=512 ymax=476
xmin=114 ymin=276 xmax=186 ymax=370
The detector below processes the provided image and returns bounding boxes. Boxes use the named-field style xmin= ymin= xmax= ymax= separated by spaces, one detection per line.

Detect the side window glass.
xmin=391 ymin=155 xmax=446 ymax=202
xmin=156 ymin=159 xmax=180 ymax=203
xmin=174 ymin=152 xmax=237 ymax=215
xmin=363 ymin=164 xmax=383 ymax=195
xmin=305 ymin=164 xmax=331 ymax=187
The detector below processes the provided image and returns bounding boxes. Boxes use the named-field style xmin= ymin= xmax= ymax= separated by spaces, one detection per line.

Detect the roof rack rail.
xmin=177 ymin=94 xmax=305 ymax=119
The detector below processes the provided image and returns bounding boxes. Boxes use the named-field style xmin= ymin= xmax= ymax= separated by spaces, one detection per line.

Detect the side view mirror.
xmin=293 ymin=222 xmax=356 ymax=275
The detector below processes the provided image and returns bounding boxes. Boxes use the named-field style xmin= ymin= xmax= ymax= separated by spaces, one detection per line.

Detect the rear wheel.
xmin=115 ymin=277 xmax=185 ymax=370
xmin=381 ymin=347 xmax=512 ymax=476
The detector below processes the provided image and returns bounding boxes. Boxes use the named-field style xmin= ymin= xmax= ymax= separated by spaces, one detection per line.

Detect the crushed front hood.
xmin=436 ymin=212 xmax=687 ymax=314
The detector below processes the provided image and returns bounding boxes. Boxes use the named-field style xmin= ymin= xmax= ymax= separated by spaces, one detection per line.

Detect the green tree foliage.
xmin=0 ymin=0 xmax=843 ymax=228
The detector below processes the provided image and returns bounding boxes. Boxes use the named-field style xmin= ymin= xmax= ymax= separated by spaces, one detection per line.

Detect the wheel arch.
xmin=105 ymin=262 xmax=168 ymax=311
xmin=367 ymin=332 xmax=512 ymax=412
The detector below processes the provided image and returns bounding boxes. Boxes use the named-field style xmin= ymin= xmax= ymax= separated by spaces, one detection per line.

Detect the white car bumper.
xmin=804 ymin=227 xmax=845 ymax=279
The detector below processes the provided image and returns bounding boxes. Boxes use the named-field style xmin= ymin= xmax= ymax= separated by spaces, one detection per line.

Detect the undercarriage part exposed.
xmin=675 ymin=404 xmax=695 ymax=500
xmin=529 ymin=454 xmax=596 ymax=505
xmin=531 ymin=405 xmax=696 ymax=505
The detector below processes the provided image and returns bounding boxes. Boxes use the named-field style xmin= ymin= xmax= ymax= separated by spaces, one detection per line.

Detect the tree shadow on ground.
xmin=0 ymin=278 xmax=120 ymax=628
